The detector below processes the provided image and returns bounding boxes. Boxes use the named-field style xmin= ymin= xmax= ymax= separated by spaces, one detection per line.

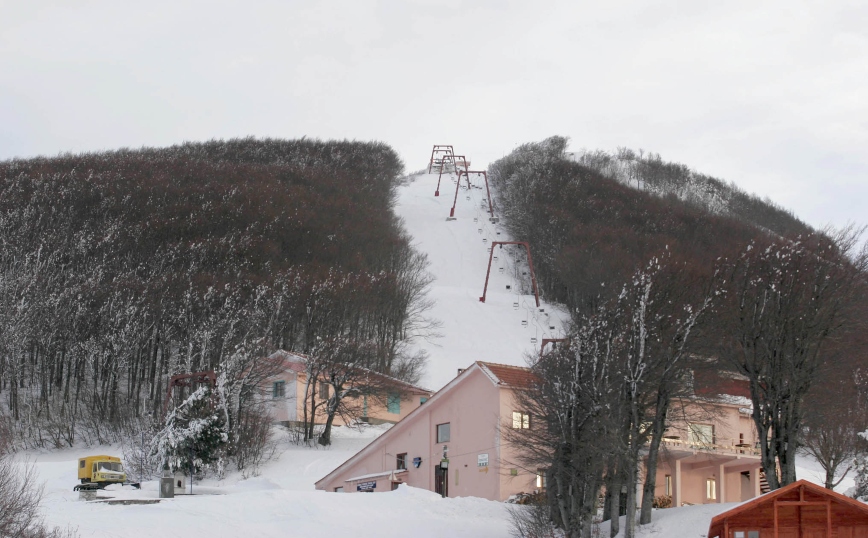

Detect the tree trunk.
xmin=609 ymin=476 xmax=621 ymax=537
xmin=640 ymin=396 xmax=670 ymax=524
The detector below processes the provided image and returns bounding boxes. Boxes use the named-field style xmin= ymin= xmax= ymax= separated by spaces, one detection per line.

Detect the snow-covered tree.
xmin=151 ymin=386 xmax=228 ymax=475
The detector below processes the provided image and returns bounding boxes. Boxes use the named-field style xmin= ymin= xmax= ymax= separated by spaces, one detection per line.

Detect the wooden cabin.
xmin=708 ymin=479 xmax=868 ymax=538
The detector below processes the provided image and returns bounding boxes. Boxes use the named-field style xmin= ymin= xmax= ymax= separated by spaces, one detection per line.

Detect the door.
xmin=435 ymin=465 xmax=448 ymax=497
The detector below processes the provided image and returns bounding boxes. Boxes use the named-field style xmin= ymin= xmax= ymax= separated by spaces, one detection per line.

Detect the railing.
xmin=660 ymin=436 xmax=760 ymax=456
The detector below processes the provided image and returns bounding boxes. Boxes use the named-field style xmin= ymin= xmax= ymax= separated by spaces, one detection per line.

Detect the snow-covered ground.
xmin=26 ymin=170 xmax=857 ymax=537
xmin=32 ymin=424 xmax=515 ymax=538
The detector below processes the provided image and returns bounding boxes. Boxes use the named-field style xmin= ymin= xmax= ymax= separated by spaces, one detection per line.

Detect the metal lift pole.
xmin=479 ymin=245 xmax=497 ymax=304
xmin=479 ymin=241 xmax=540 ymax=307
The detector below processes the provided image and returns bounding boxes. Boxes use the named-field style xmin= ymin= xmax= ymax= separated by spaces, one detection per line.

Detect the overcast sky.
xmin=2 ymin=1 xmax=865 ymax=236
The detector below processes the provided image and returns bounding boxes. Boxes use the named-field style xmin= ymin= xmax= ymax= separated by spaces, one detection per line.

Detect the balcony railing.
xmin=659 ymin=436 xmax=760 ymax=456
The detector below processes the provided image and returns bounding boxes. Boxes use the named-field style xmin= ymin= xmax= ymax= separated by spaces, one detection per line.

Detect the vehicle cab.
xmin=77 ymin=455 xmax=126 ymax=485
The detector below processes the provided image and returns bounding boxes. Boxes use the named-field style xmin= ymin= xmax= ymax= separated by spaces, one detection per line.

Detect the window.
xmin=396 ymin=453 xmax=407 ymax=470
xmin=748 ymin=532 xmax=759 ymax=538
xmin=272 ymin=380 xmax=285 ymax=398
xmin=665 ymin=475 xmax=672 ymax=496
xmin=536 ymin=470 xmax=547 ymax=489
xmin=80 ymin=460 xmax=86 ymax=469
xmin=437 ymin=423 xmax=450 ymax=443
xmin=387 ymin=393 xmax=401 ymax=414
xmin=706 ymin=478 xmax=716 ymax=500
xmin=512 ymin=411 xmax=530 ymax=429
xmin=688 ymin=423 xmax=714 ymax=446
xmin=319 ymin=381 xmax=329 ymax=400
xmin=334 ymin=487 xmax=344 ymax=493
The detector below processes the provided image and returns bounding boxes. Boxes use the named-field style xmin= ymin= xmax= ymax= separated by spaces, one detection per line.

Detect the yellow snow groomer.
xmin=74 ymin=455 xmax=131 ymax=491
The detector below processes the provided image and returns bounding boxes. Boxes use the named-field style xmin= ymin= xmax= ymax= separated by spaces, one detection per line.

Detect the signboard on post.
xmin=357 ymin=481 xmax=377 ymax=492
xmin=478 ymin=454 xmax=489 ymax=467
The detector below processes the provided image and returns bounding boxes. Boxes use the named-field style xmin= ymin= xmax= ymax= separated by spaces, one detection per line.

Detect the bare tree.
xmin=616 ymin=256 xmax=716 ymax=537
xmin=717 ymin=228 xmax=868 ymax=489
xmin=507 ymin=309 xmax=624 ymax=538
xmin=0 ymin=453 xmax=78 ymax=538
xmin=801 ymin=369 xmax=868 ymax=489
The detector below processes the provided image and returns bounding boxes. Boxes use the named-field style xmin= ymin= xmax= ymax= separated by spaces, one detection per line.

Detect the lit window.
xmin=512 ymin=411 xmax=530 ymax=429
xmin=536 ymin=470 xmax=547 ymax=489
xmin=437 ymin=423 xmax=450 ymax=443
xmin=665 ymin=475 xmax=672 ymax=496
xmin=397 ymin=453 xmax=407 ymax=470
xmin=387 ymin=393 xmax=401 ymax=414
xmin=706 ymin=478 xmax=716 ymax=500
xmin=272 ymin=380 xmax=285 ymax=398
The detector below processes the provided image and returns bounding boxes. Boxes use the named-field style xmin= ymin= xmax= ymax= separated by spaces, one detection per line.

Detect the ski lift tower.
xmin=479 ymin=241 xmax=541 ymax=307
xmin=436 ymin=155 xmax=469 ymax=196
xmin=428 ymin=145 xmax=455 ymax=173
xmin=455 ymin=170 xmax=496 ymax=220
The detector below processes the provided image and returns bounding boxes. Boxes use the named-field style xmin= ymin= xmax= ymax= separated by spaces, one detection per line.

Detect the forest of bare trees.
xmin=0 ymin=138 xmax=435 ymax=461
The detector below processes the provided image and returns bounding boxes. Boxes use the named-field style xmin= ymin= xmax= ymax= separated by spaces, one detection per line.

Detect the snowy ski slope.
xmin=396 ymin=170 xmax=570 ymax=391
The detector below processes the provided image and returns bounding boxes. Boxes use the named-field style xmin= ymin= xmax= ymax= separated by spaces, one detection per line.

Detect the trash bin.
xmin=159 ymin=465 xmax=174 ymax=499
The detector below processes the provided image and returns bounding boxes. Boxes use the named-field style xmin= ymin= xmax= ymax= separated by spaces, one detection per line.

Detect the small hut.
xmin=708 ymin=479 xmax=868 ymax=538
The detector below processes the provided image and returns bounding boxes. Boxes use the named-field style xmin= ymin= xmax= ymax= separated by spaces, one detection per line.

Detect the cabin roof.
xmin=708 ymin=480 xmax=868 ymax=538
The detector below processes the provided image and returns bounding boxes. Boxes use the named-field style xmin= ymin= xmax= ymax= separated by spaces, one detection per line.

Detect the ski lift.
xmin=512 ymin=302 xmax=519 ymax=310
xmin=499 ymin=267 xmax=505 ymax=274
xmin=530 ymin=337 xmax=538 ymax=344
xmin=483 ymin=238 xmax=488 ymax=244
xmin=549 ymin=326 xmax=556 ymax=330
xmin=473 ymin=217 xmax=478 ymax=223
xmin=466 ymin=195 xmax=470 ymax=201
xmin=521 ymin=320 xmax=528 ymax=327
xmin=477 ymin=228 xmax=482 ymax=234
xmin=506 ymin=285 xmax=511 ymax=290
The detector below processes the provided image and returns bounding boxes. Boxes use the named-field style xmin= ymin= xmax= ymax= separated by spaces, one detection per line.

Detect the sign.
xmin=412 ymin=457 xmax=422 ymax=468
xmin=357 ymin=481 xmax=376 ymax=491
xmin=478 ymin=454 xmax=489 ymax=467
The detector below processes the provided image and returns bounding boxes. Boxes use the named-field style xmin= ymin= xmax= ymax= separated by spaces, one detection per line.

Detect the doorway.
xmin=435 ymin=465 xmax=448 ymax=497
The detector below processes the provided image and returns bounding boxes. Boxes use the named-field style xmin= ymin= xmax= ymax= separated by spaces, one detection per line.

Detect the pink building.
xmin=648 ymin=371 xmax=764 ymax=506
xmin=316 ymin=361 xmax=540 ymax=497
xmin=263 ymin=350 xmax=432 ymax=427
xmin=316 ymin=361 xmax=763 ymax=505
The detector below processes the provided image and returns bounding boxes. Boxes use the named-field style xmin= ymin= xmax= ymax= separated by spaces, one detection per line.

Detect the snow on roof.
xmin=345 ymin=469 xmax=407 ymax=483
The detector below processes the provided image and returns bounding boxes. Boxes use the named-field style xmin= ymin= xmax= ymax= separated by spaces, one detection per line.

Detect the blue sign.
xmin=412 ymin=457 xmax=422 ymax=468
xmin=357 ymin=481 xmax=376 ymax=491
